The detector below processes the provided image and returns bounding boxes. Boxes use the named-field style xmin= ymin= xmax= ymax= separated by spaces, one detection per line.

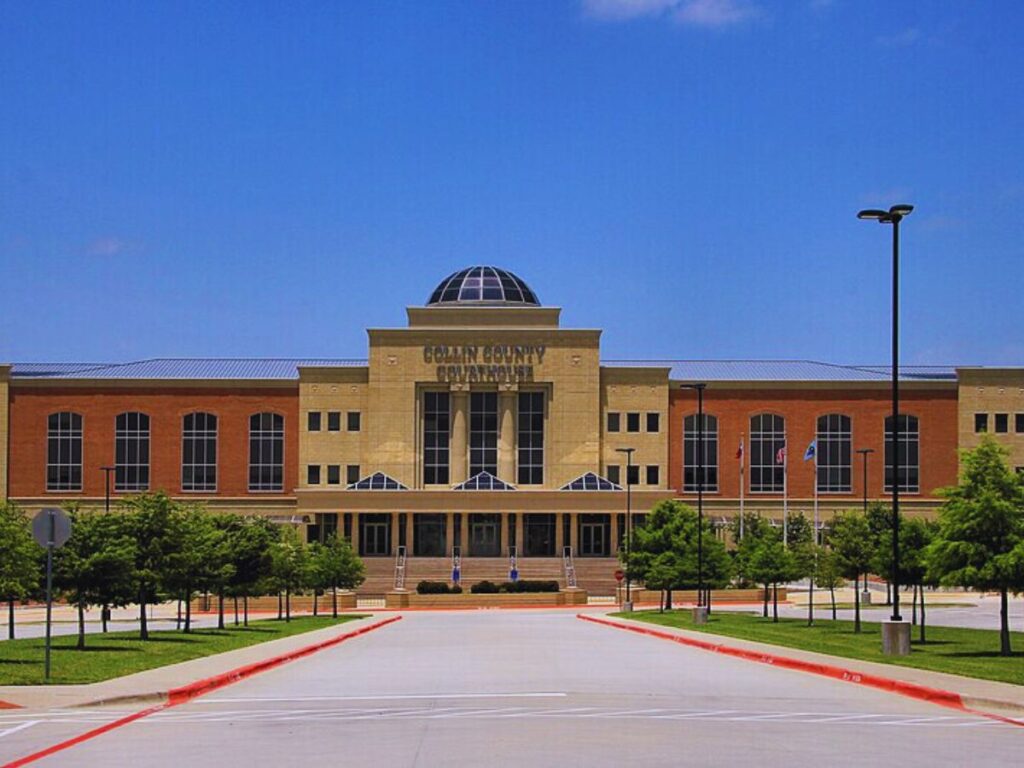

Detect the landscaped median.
xmin=0 ymin=615 xmax=366 ymax=686
xmin=610 ymin=610 xmax=1024 ymax=687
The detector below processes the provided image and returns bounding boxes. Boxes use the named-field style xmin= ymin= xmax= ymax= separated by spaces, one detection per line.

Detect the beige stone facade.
xmin=957 ymin=367 xmax=1024 ymax=472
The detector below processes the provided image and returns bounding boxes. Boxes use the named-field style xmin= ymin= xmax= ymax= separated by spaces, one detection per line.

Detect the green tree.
xmin=52 ymin=508 xmax=136 ymax=649
xmin=745 ymin=527 xmax=797 ymax=622
xmin=814 ymin=546 xmax=845 ymax=620
xmin=0 ymin=502 xmax=41 ymax=639
xmin=123 ymin=492 xmax=185 ymax=640
xmin=731 ymin=512 xmax=771 ymax=589
xmin=927 ymin=438 xmax=1024 ymax=656
xmin=228 ymin=516 xmax=278 ymax=626
xmin=317 ymin=535 xmax=366 ymax=618
xmin=865 ymin=502 xmax=895 ymax=604
xmin=899 ymin=517 xmax=937 ymax=642
xmin=270 ymin=526 xmax=309 ymax=622
xmin=829 ymin=511 xmax=875 ymax=633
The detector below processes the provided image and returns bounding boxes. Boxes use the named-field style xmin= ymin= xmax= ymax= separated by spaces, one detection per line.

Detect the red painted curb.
xmin=577 ymin=614 xmax=1024 ymax=727
xmin=1 ymin=616 xmax=402 ymax=768
xmin=0 ymin=700 xmax=22 ymax=710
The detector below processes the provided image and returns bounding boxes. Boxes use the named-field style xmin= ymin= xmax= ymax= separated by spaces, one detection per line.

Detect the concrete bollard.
xmin=862 ymin=590 xmax=872 ymax=605
xmin=692 ymin=606 xmax=709 ymax=625
xmin=881 ymin=619 xmax=911 ymax=655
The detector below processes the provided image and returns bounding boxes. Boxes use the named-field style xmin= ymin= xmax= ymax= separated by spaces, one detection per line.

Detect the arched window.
xmin=47 ymin=412 xmax=83 ymax=491
xmin=182 ymin=412 xmax=217 ymax=491
xmin=249 ymin=412 xmax=284 ymax=491
xmin=884 ymin=415 xmax=919 ymax=493
xmin=816 ymin=414 xmax=851 ymax=493
xmin=750 ymin=413 xmax=785 ymax=493
xmin=683 ymin=414 xmax=719 ymax=492
xmin=115 ymin=412 xmax=150 ymax=491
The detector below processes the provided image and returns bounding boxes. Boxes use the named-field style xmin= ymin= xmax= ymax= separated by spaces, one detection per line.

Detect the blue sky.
xmin=1 ymin=0 xmax=1021 ymax=365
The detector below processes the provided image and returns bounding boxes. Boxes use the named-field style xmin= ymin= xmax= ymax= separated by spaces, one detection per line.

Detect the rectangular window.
xmin=346 ymin=465 xmax=360 ymax=485
xmin=975 ymin=413 xmax=988 ymax=433
xmin=749 ymin=414 xmax=785 ymax=493
xmin=885 ymin=414 xmax=920 ymax=493
xmin=606 ymin=464 xmax=621 ymax=485
xmin=517 ymin=391 xmax=544 ymax=485
xmin=994 ymin=413 xmax=1009 ymax=433
xmin=470 ymin=392 xmax=498 ymax=476
xmin=182 ymin=412 xmax=217 ymax=492
xmin=47 ymin=412 xmax=83 ymax=491
xmin=307 ymin=412 xmax=321 ymax=432
xmin=115 ymin=412 xmax=150 ymax=491
xmin=646 ymin=465 xmax=659 ymax=485
xmin=423 ymin=392 xmax=450 ymax=485
xmin=626 ymin=412 xmax=640 ymax=433
xmin=683 ymin=414 xmax=719 ymax=492
xmin=626 ymin=464 xmax=640 ymax=486
xmin=307 ymin=465 xmax=321 ymax=485
xmin=1017 ymin=414 xmax=1024 ymax=433
xmin=347 ymin=411 xmax=361 ymax=432
xmin=816 ymin=414 xmax=852 ymax=493
xmin=607 ymin=412 xmax=620 ymax=433
xmin=646 ymin=413 xmax=660 ymax=433
xmin=327 ymin=465 xmax=340 ymax=485
xmin=327 ymin=411 xmax=341 ymax=432
xmin=248 ymin=413 xmax=284 ymax=491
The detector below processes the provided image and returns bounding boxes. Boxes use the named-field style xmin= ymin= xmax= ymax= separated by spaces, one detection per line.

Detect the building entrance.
xmin=413 ymin=514 xmax=447 ymax=556
xmin=360 ymin=514 xmax=391 ymax=557
xmin=523 ymin=513 xmax=556 ymax=556
xmin=469 ymin=513 xmax=501 ymax=556
xmin=579 ymin=514 xmax=610 ymax=557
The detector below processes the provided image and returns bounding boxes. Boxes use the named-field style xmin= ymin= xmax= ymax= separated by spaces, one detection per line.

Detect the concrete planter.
xmin=385 ymin=589 xmax=588 ymax=609
xmin=615 ymin=587 xmax=786 ymax=606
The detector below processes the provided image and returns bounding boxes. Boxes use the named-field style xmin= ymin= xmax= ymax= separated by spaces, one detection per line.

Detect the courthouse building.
xmin=1 ymin=266 xmax=1022 ymax=594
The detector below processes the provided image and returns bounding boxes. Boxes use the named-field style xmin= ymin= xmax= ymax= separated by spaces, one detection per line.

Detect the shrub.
xmin=499 ymin=580 xmax=560 ymax=593
xmin=417 ymin=580 xmax=457 ymax=594
xmin=471 ymin=580 xmax=500 ymax=594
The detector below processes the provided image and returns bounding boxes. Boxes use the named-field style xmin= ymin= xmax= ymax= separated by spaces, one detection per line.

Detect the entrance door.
xmin=579 ymin=514 xmax=610 ymax=557
xmin=360 ymin=514 xmax=391 ymax=557
xmin=413 ymin=514 xmax=447 ymax=557
xmin=469 ymin=513 xmax=501 ymax=557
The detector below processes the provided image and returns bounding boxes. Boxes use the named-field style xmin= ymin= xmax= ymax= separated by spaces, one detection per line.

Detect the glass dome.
xmin=427 ymin=266 xmax=540 ymax=306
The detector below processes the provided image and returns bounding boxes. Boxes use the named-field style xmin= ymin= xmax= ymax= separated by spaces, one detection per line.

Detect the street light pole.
xmin=615 ymin=447 xmax=636 ymax=610
xmin=100 ymin=466 xmax=115 ymax=513
xmin=680 ymin=383 xmax=707 ymax=609
xmin=856 ymin=449 xmax=874 ymax=514
xmin=858 ymin=203 xmax=913 ymax=626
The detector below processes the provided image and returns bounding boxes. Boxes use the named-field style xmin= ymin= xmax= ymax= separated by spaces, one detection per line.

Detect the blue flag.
xmin=803 ymin=440 xmax=816 ymax=461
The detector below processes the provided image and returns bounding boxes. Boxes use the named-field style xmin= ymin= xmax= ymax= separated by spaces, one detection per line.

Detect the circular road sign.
xmin=32 ymin=507 xmax=72 ymax=548
xmin=614 ymin=569 xmax=625 ymax=582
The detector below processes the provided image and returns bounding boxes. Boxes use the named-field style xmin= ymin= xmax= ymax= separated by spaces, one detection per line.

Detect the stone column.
xmin=450 ymin=389 xmax=468 ymax=484
xmin=391 ymin=512 xmax=400 ymax=555
xmin=460 ymin=513 xmax=470 ymax=555
xmin=350 ymin=513 xmax=360 ymax=555
xmin=498 ymin=389 xmax=517 ymax=483
xmin=446 ymin=511 xmax=455 ymax=556
xmin=405 ymin=513 xmax=414 ymax=556
xmin=569 ymin=513 xmax=579 ymax=554
xmin=515 ymin=513 xmax=525 ymax=555
xmin=555 ymin=513 xmax=565 ymax=553
xmin=610 ymin=514 xmax=620 ymax=554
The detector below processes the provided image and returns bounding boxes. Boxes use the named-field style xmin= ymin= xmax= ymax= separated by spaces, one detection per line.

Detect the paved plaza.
xmin=1 ymin=609 xmax=1021 ymax=767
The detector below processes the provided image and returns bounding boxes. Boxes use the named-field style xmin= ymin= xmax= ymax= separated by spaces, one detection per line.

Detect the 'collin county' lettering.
xmin=424 ymin=345 xmax=546 ymax=383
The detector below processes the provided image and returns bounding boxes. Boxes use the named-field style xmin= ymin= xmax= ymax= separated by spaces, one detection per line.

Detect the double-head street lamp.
xmin=679 ymin=383 xmax=707 ymax=608
xmin=857 ymin=203 xmax=912 ymax=624
xmin=615 ymin=447 xmax=636 ymax=607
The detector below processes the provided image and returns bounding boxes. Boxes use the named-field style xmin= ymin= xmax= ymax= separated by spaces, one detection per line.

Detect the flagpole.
xmin=783 ymin=441 xmax=788 ymax=547
xmin=810 ymin=442 xmax=818 ymax=626
xmin=739 ymin=435 xmax=745 ymax=540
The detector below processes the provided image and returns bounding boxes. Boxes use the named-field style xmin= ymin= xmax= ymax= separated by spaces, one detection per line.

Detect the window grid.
xmin=626 ymin=413 xmax=640 ymax=433
xmin=975 ymin=413 xmax=988 ymax=433
xmin=423 ymin=392 xmax=450 ymax=485
xmin=646 ymin=465 xmax=659 ymax=485
xmin=816 ymin=414 xmax=852 ymax=493
xmin=683 ymin=414 xmax=719 ymax=492
xmin=115 ymin=412 xmax=150 ymax=491
xmin=517 ymin=391 xmax=544 ymax=485
xmin=607 ymin=412 xmax=620 ymax=433
xmin=646 ymin=413 xmax=660 ymax=433
xmin=995 ymin=413 xmax=1009 ymax=433
xmin=885 ymin=414 xmax=920 ymax=493
xmin=47 ymin=412 xmax=83 ymax=491
xmin=347 ymin=411 xmax=361 ymax=432
xmin=469 ymin=392 xmax=498 ymax=476
xmin=327 ymin=412 xmax=341 ymax=432
xmin=182 ymin=412 xmax=217 ymax=492
xmin=750 ymin=414 xmax=786 ymax=493
xmin=249 ymin=412 xmax=284 ymax=491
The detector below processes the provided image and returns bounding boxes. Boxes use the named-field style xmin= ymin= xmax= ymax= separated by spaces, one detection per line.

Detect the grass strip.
xmin=613 ymin=610 xmax=1024 ymax=687
xmin=0 ymin=615 xmax=364 ymax=686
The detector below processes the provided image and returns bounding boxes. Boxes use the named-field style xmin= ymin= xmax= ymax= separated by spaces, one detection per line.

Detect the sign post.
xmin=32 ymin=508 xmax=72 ymax=682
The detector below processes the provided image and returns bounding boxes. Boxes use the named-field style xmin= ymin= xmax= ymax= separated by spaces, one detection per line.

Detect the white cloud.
xmin=582 ymin=0 xmax=761 ymax=27
xmin=85 ymin=236 xmax=130 ymax=256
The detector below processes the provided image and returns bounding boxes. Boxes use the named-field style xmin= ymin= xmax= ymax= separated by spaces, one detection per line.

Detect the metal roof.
xmin=9 ymin=359 xmax=367 ymax=381
xmin=601 ymin=360 xmax=959 ymax=382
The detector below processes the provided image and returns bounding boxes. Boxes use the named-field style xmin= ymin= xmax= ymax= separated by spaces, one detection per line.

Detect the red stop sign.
xmin=614 ymin=569 xmax=625 ymax=582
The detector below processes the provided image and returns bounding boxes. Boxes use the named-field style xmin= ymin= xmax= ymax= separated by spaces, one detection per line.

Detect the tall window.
xmin=683 ymin=414 xmax=719 ymax=492
xmin=816 ymin=414 xmax=851 ymax=493
xmin=249 ymin=412 xmax=284 ymax=491
xmin=423 ymin=392 xmax=450 ymax=485
xmin=750 ymin=413 xmax=785 ymax=493
xmin=470 ymin=392 xmax=498 ymax=476
xmin=885 ymin=414 xmax=919 ymax=493
xmin=517 ymin=391 xmax=544 ymax=485
xmin=47 ymin=412 xmax=83 ymax=491
xmin=182 ymin=412 xmax=217 ymax=491
xmin=115 ymin=412 xmax=150 ymax=491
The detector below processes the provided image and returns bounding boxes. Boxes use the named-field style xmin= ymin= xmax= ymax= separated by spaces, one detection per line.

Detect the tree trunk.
xmin=658 ymin=589 xmax=665 ymax=613
xmin=706 ymin=587 xmax=712 ymax=615
xmin=184 ymin=589 xmax=192 ymax=634
xmin=313 ymin=590 xmax=319 ymax=617
xmin=244 ymin=594 xmax=249 ymax=627
xmin=176 ymin=596 xmax=182 ymax=631
xmin=665 ymin=588 xmax=672 ymax=611
xmin=139 ymin=590 xmax=149 ymax=641
xmin=919 ymin=583 xmax=926 ymax=644
xmin=217 ymin=591 xmax=225 ymax=630
xmin=102 ymin=603 xmax=109 ymax=633
xmin=807 ymin=574 xmax=815 ymax=627
xmin=853 ymin=576 xmax=861 ymax=634
xmin=763 ymin=583 xmax=769 ymax=618
xmin=8 ymin=598 xmax=14 ymax=640
xmin=234 ymin=596 xmax=239 ymax=626
xmin=286 ymin=588 xmax=291 ymax=623
xmin=912 ymin=584 xmax=918 ymax=626
xmin=830 ymin=585 xmax=836 ymax=620
xmin=332 ymin=587 xmax=338 ymax=619
xmin=772 ymin=583 xmax=779 ymax=622
xmin=277 ymin=592 xmax=283 ymax=620
xmin=77 ymin=601 xmax=86 ymax=650
xmin=1000 ymin=587 xmax=1012 ymax=656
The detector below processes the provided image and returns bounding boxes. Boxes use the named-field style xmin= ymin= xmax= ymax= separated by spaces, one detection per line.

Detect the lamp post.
xmin=680 ymin=383 xmax=707 ymax=610
xmin=856 ymin=448 xmax=874 ymax=513
xmin=615 ymin=447 xmax=636 ymax=610
xmin=858 ymin=203 xmax=912 ymax=650
xmin=100 ymin=466 xmax=115 ymax=513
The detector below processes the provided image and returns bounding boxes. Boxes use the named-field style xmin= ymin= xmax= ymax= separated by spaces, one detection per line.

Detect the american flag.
xmin=776 ymin=445 xmax=786 ymax=464
xmin=735 ymin=439 xmax=744 ymax=460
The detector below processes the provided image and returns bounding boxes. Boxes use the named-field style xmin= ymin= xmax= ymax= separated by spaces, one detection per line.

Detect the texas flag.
xmin=775 ymin=445 xmax=786 ymax=464
xmin=803 ymin=440 xmax=817 ymax=461
xmin=735 ymin=439 xmax=744 ymax=460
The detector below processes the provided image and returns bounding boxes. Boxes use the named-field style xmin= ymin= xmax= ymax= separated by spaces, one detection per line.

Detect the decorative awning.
xmin=347 ymin=472 xmax=408 ymax=491
xmin=453 ymin=471 xmax=516 ymax=491
xmin=560 ymin=472 xmax=621 ymax=491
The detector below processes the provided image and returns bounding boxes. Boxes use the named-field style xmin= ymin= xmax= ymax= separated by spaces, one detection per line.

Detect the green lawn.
xmin=614 ymin=610 xmax=1024 ymax=687
xmin=0 ymin=615 xmax=364 ymax=686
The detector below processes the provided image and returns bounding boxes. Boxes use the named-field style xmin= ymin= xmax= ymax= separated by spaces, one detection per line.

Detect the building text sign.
xmin=424 ymin=344 xmax=546 ymax=383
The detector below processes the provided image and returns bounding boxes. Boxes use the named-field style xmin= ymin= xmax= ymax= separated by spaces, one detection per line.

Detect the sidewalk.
xmin=0 ymin=614 xmax=385 ymax=711
xmin=595 ymin=612 xmax=1024 ymax=721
